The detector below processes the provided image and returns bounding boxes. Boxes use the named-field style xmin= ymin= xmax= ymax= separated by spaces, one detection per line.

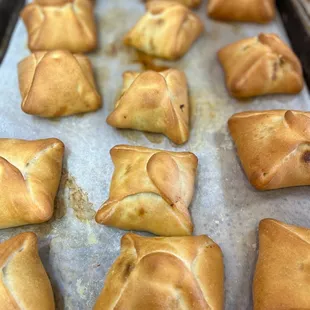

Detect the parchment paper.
xmin=0 ymin=0 xmax=309 ymax=309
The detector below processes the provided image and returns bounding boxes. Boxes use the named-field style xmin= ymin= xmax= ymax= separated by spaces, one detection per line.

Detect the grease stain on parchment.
xmin=118 ymin=129 xmax=164 ymax=144
xmin=76 ymin=279 xmax=87 ymax=300
xmin=56 ymin=169 xmax=96 ymax=222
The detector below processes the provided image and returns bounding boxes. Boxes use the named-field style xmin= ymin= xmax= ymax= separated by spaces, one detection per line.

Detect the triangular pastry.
xmin=18 ymin=51 xmax=101 ymax=118
xmin=0 ymin=232 xmax=55 ymax=310
xmin=253 ymin=219 xmax=310 ymax=309
xmin=218 ymin=33 xmax=303 ymax=98
xmin=0 ymin=138 xmax=64 ymax=228
xmin=208 ymin=0 xmax=275 ymax=23
xmin=124 ymin=1 xmax=204 ymax=60
xmin=94 ymin=233 xmax=224 ymax=310
xmin=146 ymin=0 xmax=201 ymax=8
xmin=228 ymin=110 xmax=310 ymax=190
xmin=106 ymin=69 xmax=189 ymax=144
xmin=95 ymin=145 xmax=198 ymax=236
xmin=21 ymin=0 xmax=97 ymax=53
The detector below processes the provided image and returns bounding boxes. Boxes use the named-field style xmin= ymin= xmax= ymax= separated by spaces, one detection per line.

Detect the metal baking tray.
xmin=0 ymin=0 xmax=310 ymax=309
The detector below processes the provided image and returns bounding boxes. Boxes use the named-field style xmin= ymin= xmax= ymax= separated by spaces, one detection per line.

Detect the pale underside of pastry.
xmin=207 ymin=0 xmax=275 ymax=23
xmin=253 ymin=219 xmax=310 ymax=310
xmin=146 ymin=0 xmax=201 ymax=8
xmin=106 ymin=69 xmax=189 ymax=144
xmin=124 ymin=1 xmax=204 ymax=60
xmin=94 ymin=233 xmax=224 ymax=310
xmin=0 ymin=232 xmax=55 ymax=310
xmin=228 ymin=110 xmax=310 ymax=190
xmin=18 ymin=50 xmax=101 ymax=118
xmin=218 ymin=33 xmax=304 ymax=98
xmin=0 ymin=138 xmax=64 ymax=229
xmin=21 ymin=0 xmax=97 ymax=53
xmin=95 ymin=145 xmax=198 ymax=236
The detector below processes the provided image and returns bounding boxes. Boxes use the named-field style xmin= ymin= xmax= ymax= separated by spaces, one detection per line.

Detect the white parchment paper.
xmin=0 ymin=0 xmax=309 ymax=309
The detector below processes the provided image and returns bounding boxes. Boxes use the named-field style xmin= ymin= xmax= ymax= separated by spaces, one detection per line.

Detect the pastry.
xmin=228 ymin=110 xmax=310 ymax=190
xmin=106 ymin=69 xmax=189 ymax=144
xmin=207 ymin=0 xmax=275 ymax=23
xmin=0 ymin=232 xmax=55 ymax=310
xmin=124 ymin=1 xmax=204 ymax=60
xmin=18 ymin=50 xmax=101 ymax=118
xmin=21 ymin=0 xmax=97 ymax=53
xmin=218 ymin=33 xmax=303 ymax=98
xmin=94 ymin=233 xmax=224 ymax=310
xmin=0 ymin=138 xmax=64 ymax=228
xmin=253 ymin=218 xmax=310 ymax=309
xmin=95 ymin=145 xmax=198 ymax=236
xmin=146 ymin=0 xmax=201 ymax=8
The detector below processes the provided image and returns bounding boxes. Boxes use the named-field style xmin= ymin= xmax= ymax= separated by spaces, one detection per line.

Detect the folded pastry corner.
xmin=218 ymin=33 xmax=303 ymax=98
xmin=124 ymin=1 xmax=204 ymax=60
xmin=94 ymin=233 xmax=224 ymax=310
xmin=0 ymin=232 xmax=55 ymax=309
xmin=146 ymin=0 xmax=201 ymax=8
xmin=95 ymin=145 xmax=198 ymax=236
xmin=106 ymin=69 xmax=189 ymax=144
xmin=207 ymin=0 xmax=275 ymax=23
xmin=0 ymin=138 xmax=64 ymax=228
xmin=21 ymin=0 xmax=97 ymax=53
xmin=253 ymin=218 xmax=310 ymax=309
xmin=228 ymin=110 xmax=310 ymax=190
xmin=18 ymin=50 xmax=101 ymax=118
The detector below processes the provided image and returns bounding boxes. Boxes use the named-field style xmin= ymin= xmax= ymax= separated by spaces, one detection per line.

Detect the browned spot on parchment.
xmin=55 ymin=168 xmax=95 ymax=221
xmin=133 ymin=51 xmax=170 ymax=72
xmin=143 ymin=132 xmax=164 ymax=144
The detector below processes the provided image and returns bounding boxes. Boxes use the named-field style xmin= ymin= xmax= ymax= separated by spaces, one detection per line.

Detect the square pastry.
xmin=207 ymin=0 xmax=275 ymax=23
xmin=218 ymin=33 xmax=304 ymax=98
xmin=124 ymin=1 xmax=204 ymax=60
xmin=94 ymin=233 xmax=224 ymax=310
xmin=106 ymin=69 xmax=189 ymax=144
xmin=0 ymin=138 xmax=64 ymax=229
xmin=95 ymin=145 xmax=198 ymax=236
xmin=253 ymin=219 xmax=310 ymax=309
xmin=228 ymin=110 xmax=310 ymax=190
xmin=0 ymin=232 xmax=55 ymax=309
xmin=21 ymin=0 xmax=97 ymax=53
xmin=146 ymin=0 xmax=201 ymax=8
xmin=18 ymin=51 xmax=101 ymax=118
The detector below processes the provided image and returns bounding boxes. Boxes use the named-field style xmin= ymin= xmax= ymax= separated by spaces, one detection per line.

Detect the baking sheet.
xmin=0 ymin=0 xmax=310 ymax=309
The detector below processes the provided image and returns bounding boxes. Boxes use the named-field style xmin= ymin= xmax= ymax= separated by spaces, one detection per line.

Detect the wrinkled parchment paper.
xmin=0 ymin=0 xmax=310 ymax=309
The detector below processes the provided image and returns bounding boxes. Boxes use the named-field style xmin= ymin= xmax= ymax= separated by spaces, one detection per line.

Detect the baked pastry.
xmin=253 ymin=219 xmax=310 ymax=309
xmin=21 ymin=0 xmax=97 ymax=53
xmin=207 ymin=0 xmax=275 ymax=23
xmin=0 ymin=138 xmax=64 ymax=229
xmin=228 ymin=110 xmax=310 ymax=190
xmin=218 ymin=33 xmax=304 ymax=98
xmin=94 ymin=233 xmax=224 ymax=310
xmin=146 ymin=0 xmax=201 ymax=8
xmin=95 ymin=145 xmax=198 ymax=236
xmin=124 ymin=1 xmax=204 ymax=60
xmin=18 ymin=50 xmax=101 ymax=118
xmin=0 ymin=232 xmax=55 ymax=309
xmin=106 ymin=69 xmax=189 ymax=144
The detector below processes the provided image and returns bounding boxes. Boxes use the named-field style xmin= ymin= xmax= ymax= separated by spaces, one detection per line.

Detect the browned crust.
xmin=95 ymin=145 xmax=198 ymax=236
xmin=94 ymin=233 xmax=224 ymax=310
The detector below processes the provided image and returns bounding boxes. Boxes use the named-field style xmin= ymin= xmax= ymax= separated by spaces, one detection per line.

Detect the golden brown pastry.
xmin=95 ymin=145 xmax=198 ymax=236
xmin=253 ymin=219 xmax=310 ymax=310
xmin=218 ymin=33 xmax=304 ymax=98
xmin=228 ymin=110 xmax=310 ymax=190
xmin=207 ymin=0 xmax=275 ymax=23
xmin=21 ymin=0 xmax=97 ymax=53
xmin=107 ymin=69 xmax=189 ymax=144
xmin=0 ymin=232 xmax=55 ymax=310
xmin=0 ymin=138 xmax=64 ymax=229
xmin=18 ymin=50 xmax=101 ymax=118
xmin=124 ymin=1 xmax=204 ymax=60
xmin=94 ymin=233 xmax=224 ymax=310
xmin=146 ymin=0 xmax=201 ymax=8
